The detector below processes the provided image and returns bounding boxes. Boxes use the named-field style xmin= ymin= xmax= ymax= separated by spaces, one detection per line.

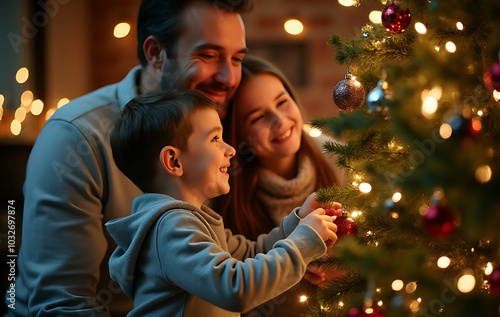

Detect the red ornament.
xmin=422 ymin=204 xmax=457 ymax=239
xmin=489 ymin=61 xmax=500 ymax=91
xmin=334 ymin=211 xmax=358 ymax=238
xmin=489 ymin=266 xmax=500 ymax=296
xmin=381 ymin=2 xmax=411 ymax=34
xmin=347 ymin=307 xmax=385 ymax=317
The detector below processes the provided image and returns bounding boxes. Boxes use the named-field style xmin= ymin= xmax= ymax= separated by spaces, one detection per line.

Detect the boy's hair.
xmin=137 ymin=0 xmax=253 ymax=66
xmin=111 ymin=90 xmax=218 ymax=193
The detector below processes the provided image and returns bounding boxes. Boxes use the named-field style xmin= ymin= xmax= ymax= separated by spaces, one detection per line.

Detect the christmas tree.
xmin=308 ymin=0 xmax=500 ymax=316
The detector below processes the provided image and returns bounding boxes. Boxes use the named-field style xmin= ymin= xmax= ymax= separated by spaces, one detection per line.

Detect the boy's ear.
xmin=160 ymin=146 xmax=183 ymax=177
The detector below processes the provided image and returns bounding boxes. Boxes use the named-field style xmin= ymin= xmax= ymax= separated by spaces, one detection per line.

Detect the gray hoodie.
xmin=106 ymin=193 xmax=326 ymax=317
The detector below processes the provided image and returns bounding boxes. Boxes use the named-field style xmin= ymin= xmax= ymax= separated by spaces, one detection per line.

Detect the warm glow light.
xmin=392 ymin=192 xmax=402 ymax=203
xmin=359 ymin=182 xmax=372 ymax=193
xmin=351 ymin=211 xmax=361 ymax=218
xmin=422 ymin=96 xmax=438 ymax=117
xmin=57 ymin=97 xmax=70 ymax=108
xmin=437 ymin=256 xmax=451 ymax=269
xmin=338 ymin=0 xmax=356 ymax=6
xmin=445 ymin=41 xmax=457 ymax=53
xmin=493 ymin=90 xmax=500 ymax=102
xmin=45 ymin=108 xmax=56 ymax=120
xmin=114 ymin=22 xmax=131 ymax=38
xmin=439 ymin=123 xmax=453 ymax=139
xmin=0 ymin=94 xmax=5 ymax=108
xmin=457 ymin=272 xmax=476 ymax=293
xmin=11 ymin=120 xmax=22 ymax=136
xmin=284 ymin=19 xmax=304 ymax=35
xmin=365 ymin=308 xmax=374 ymax=314
xmin=392 ymin=279 xmax=404 ymax=291
xmin=16 ymin=67 xmax=29 ymax=84
xmin=339 ymin=301 xmax=344 ymax=307
xmin=415 ymin=22 xmax=427 ymax=34
xmin=308 ymin=127 xmax=322 ymax=138
xmin=21 ymin=90 xmax=34 ymax=107
xmin=299 ymin=295 xmax=308 ymax=302
xmin=391 ymin=212 xmax=399 ymax=219
xmin=31 ymin=99 xmax=44 ymax=116
xmin=476 ymin=165 xmax=492 ymax=184
xmin=14 ymin=107 xmax=27 ymax=122
xmin=485 ymin=262 xmax=494 ymax=276
xmin=377 ymin=301 xmax=383 ymax=306
xmin=369 ymin=11 xmax=382 ymax=24
xmin=456 ymin=22 xmax=464 ymax=30
xmin=477 ymin=110 xmax=484 ymax=116
xmin=409 ymin=300 xmax=420 ymax=313
xmin=435 ymin=46 xmax=440 ymax=52
xmin=406 ymin=282 xmax=417 ymax=293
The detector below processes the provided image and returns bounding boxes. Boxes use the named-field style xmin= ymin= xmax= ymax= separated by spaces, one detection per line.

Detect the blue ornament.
xmin=367 ymin=80 xmax=387 ymax=114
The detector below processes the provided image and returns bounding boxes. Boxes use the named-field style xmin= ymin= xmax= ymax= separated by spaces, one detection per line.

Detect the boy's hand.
xmin=298 ymin=193 xmax=344 ymax=219
xmin=299 ymin=208 xmax=337 ymax=247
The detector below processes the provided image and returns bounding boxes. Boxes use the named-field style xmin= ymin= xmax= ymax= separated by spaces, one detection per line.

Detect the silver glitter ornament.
xmin=332 ymin=73 xmax=365 ymax=111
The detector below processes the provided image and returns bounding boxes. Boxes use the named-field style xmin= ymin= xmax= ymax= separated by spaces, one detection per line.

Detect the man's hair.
xmin=137 ymin=0 xmax=253 ymax=66
xmin=111 ymin=90 xmax=217 ymax=193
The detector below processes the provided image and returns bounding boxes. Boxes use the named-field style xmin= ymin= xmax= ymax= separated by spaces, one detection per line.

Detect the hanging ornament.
xmin=422 ymin=199 xmax=458 ymax=239
xmin=488 ymin=61 xmax=500 ymax=91
xmin=366 ymin=80 xmax=389 ymax=115
xmin=333 ymin=210 xmax=358 ymax=238
xmin=489 ymin=266 xmax=500 ymax=296
xmin=333 ymin=72 xmax=366 ymax=111
xmin=381 ymin=2 xmax=411 ymax=34
xmin=347 ymin=306 xmax=385 ymax=317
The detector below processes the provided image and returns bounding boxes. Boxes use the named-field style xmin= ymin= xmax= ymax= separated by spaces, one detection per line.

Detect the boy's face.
xmin=179 ymin=108 xmax=235 ymax=204
xmin=161 ymin=2 xmax=247 ymax=119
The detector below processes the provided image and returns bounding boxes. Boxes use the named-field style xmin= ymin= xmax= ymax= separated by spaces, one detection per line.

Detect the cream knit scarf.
xmin=255 ymin=152 xmax=317 ymax=225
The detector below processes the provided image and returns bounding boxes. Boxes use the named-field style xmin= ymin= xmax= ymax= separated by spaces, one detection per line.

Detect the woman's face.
xmin=233 ymin=73 xmax=303 ymax=164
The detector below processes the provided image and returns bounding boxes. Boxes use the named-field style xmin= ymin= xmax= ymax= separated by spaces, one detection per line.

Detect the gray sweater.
xmin=106 ymin=193 xmax=327 ymax=317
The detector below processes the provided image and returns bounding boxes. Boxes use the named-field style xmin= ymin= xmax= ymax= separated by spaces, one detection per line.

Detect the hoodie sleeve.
xmin=156 ymin=209 xmax=326 ymax=313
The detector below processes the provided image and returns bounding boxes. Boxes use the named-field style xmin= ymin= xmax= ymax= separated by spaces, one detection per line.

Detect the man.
xmin=6 ymin=1 xmax=250 ymax=316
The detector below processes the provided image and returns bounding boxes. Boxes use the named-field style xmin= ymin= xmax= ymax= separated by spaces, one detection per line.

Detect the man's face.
xmin=161 ymin=2 xmax=247 ymax=118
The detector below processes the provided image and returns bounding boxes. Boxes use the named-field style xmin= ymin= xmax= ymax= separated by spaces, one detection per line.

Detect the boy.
xmin=107 ymin=90 xmax=339 ymax=316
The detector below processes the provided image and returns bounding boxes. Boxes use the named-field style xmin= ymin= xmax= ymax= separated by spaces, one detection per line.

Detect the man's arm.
xmin=18 ymin=119 xmax=110 ymax=316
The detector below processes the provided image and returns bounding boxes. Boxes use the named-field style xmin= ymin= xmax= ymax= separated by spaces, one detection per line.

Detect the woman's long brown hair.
xmin=213 ymin=55 xmax=339 ymax=240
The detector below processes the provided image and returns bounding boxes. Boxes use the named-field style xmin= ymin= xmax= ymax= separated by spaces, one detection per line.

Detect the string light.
xmin=359 ymin=182 xmax=372 ymax=193
xmin=21 ymin=90 xmax=34 ymax=108
xmin=439 ymin=123 xmax=452 ymax=139
xmin=299 ymin=295 xmax=308 ymax=302
xmin=369 ymin=11 xmax=382 ymax=24
xmin=377 ymin=301 xmax=383 ymax=307
xmin=11 ymin=120 xmax=22 ymax=136
xmin=284 ymin=19 xmax=304 ymax=35
xmin=16 ymin=67 xmax=29 ymax=84
xmin=392 ymin=192 xmax=402 ymax=202
xmin=45 ymin=108 xmax=56 ymax=120
xmin=409 ymin=300 xmax=420 ymax=313
xmin=456 ymin=22 xmax=464 ymax=30
xmin=114 ymin=22 xmax=131 ymax=38
xmin=435 ymin=46 xmax=440 ymax=52
xmin=406 ymin=282 xmax=417 ymax=293
xmin=415 ymin=22 xmax=427 ymax=34
xmin=31 ymin=99 xmax=44 ymax=116
xmin=57 ymin=98 xmax=70 ymax=108
xmin=14 ymin=107 xmax=27 ymax=122
xmin=485 ymin=262 xmax=494 ymax=275
xmin=457 ymin=271 xmax=476 ymax=293
xmin=475 ymin=165 xmax=492 ymax=184
xmin=445 ymin=41 xmax=456 ymax=53
xmin=392 ymin=279 xmax=404 ymax=291
xmin=338 ymin=0 xmax=356 ymax=6
xmin=493 ymin=90 xmax=500 ymax=102
xmin=437 ymin=256 xmax=451 ymax=269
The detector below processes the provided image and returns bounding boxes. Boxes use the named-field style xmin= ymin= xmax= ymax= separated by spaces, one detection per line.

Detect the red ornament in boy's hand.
xmin=333 ymin=211 xmax=358 ymax=238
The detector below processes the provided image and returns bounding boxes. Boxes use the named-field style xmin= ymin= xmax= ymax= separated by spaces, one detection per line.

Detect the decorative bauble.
xmin=347 ymin=307 xmax=385 ymax=317
xmin=489 ymin=266 xmax=500 ymax=296
xmin=366 ymin=80 xmax=387 ymax=114
xmin=334 ymin=211 xmax=358 ymax=238
xmin=489 ymin=61 xmax=500 ymax=91
xmin=333 ymin=73 xmax=366 ymax=111
xmin=422 ymin=204 xmax=457 ymax=239
xmin=381 ymin=2 xmax=411 ymax=34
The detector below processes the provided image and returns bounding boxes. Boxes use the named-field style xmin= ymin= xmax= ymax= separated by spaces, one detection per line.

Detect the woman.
xmin=213 ymin=55 xmax=342 ymax=316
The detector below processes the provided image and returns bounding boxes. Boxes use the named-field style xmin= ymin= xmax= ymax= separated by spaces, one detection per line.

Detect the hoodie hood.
xmin=105 ymin=193 xmax=199 ymax=297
